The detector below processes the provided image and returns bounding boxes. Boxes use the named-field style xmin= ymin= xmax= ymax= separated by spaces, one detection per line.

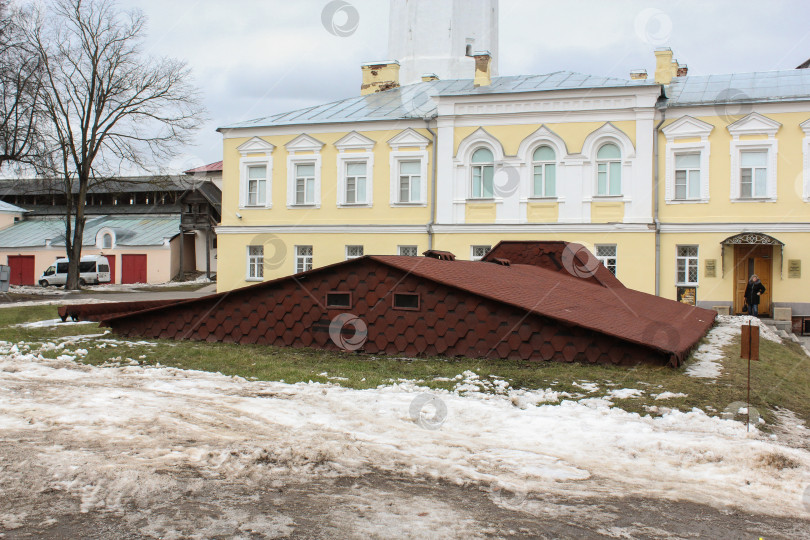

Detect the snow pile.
xmin=655 ymin=392 xmax=689 ymax=400
xmin=14 ymin=318 xmax=96 ymax=328
xmin=686 ymin=315 xmax=780 ymax=379
xmin=1 ymin=349 xmax=809 ymax=526
xmin=0 ymin=297 xmax=113 ymax=309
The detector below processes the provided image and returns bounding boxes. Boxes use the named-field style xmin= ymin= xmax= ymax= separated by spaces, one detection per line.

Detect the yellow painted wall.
xmin=658 ymin=232 xmax=810 ymax=306
xmin=526 ymin=202 xmax=558 ymax=222
xmin=0 ymin=213 xmax=22 ymax=231
xmin=221 ymin=128 xmax=434 ymax=228
xmin=658 ymin=112 xmax=810 ymax=222
xmin=216 ymin=233 xmax=430 ymax=292
xmin=465 ymin=202 xmax=497 ymax=223
xmin=590 ymin=201 xmax=625 ymax=223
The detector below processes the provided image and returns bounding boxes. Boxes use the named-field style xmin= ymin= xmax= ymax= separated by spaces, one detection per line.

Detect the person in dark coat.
xmin=744 ymin=274 xmax=766 ymax=317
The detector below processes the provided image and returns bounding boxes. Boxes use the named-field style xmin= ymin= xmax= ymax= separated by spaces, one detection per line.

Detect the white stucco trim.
xmin=286 ymin=154 xmax=322 ymax=209
xmin=236 ymin=137 xmax=274 ymax=210
xmin=389 ymin=149 xmax=429 ymax=206
xmin=664 ymin=141 xmax=711 ymax=204
xmin=728 ymin=139 xmax=778 ymax=202
xmin=336 ymin=152 xmax=374 ymax=207
xmin=801 ymin=118 xmax=810 ymax=202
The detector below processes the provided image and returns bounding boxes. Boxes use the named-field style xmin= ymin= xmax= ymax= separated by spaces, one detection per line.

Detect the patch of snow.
xmin=573 ymin=381 xmax=599 ymax=393
xmin=685 ymin=315 xmax=778 ymax=379
xmin=654 ymin=392 xmax=688 ymax=401
xmin=0 ymin=298 xmax=114 ymax=309
xmin=607 ymin=388 xmax=643 ymax=400
xmin=2 ymin=344 xmax=810 ymax=522
xmin=14 ymin=319 xmax=97 ymax=328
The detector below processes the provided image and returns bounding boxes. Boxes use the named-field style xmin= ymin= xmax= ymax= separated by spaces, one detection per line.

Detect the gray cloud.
xmin=116 ymin=0 xmax=810 ymax=167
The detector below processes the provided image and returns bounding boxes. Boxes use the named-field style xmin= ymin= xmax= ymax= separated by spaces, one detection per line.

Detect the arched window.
xmin=471 ymin=148 xmax=494 ymax=198
xmin=596 ymin=143 xmax=621 ymax=196
xmin=102 ymin=233 xmax=113 ymax=249
xmin=532 ymin=145 xmax=556 ymax=197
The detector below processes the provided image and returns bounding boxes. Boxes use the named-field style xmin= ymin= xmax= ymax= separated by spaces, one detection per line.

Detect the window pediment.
xmin=662 ymin=116 xmax=714 ymax=141
xmin=335 ymin=131 xmax=376 ymax=151
xmin=801 ymin=118 xmax=810 ymax=135
xmin=387 ymin=128 xmax=430 ymax=150
xmin=236 ymin=137 xmax=275 ymax=157
xmin=285 ymin=133 xmax=325 ymax=154
xmin=727 ymin=112 xmax=781 ymax=138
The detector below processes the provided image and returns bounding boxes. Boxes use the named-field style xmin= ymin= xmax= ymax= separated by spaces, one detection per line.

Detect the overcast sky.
xmin=116 ymin=0 xmax=810 ymax=171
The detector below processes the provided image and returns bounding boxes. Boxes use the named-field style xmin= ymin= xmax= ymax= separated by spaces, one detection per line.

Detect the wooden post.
xmin=178 ymin=227 xmax=184 ymax=282
xmin=205 ymin=228 xmax=211 ymax=280
xmin=740 ymin=322 xmax=760 ymax=432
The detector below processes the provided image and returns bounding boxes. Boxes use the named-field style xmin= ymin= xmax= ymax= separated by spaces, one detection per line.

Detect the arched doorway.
xmin=721 ymin=233 xmax=783 ymax=316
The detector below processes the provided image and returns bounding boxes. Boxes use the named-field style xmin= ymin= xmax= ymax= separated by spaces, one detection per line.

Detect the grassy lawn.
xmin=2 ymin=304 xmax=808 ymax=428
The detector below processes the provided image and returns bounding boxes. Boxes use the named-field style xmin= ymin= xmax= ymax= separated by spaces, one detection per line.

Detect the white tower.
xmin=388 ymin=0 xmax=499 ymax=86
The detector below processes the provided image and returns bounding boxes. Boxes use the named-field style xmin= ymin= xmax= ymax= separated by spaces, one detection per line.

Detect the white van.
xmin=39 ymin=255 xmax=111 ymax=287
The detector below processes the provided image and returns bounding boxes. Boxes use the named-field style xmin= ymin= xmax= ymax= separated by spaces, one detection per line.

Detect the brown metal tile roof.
xmin=367 ymin=255 xmax=713 ymax=364
xmin=481 ymin=240 xmax=625 ymax=289
xmin=97 ymin=254 xmax=713 ymax=366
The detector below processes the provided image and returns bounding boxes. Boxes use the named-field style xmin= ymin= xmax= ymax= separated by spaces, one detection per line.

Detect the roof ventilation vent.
xmin=490 ymin=258 xmax=511 ymax=266
xmin=422 ymin=250 xmax=456 ymax=261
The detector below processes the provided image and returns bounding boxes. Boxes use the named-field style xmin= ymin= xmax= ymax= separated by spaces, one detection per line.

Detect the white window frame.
xmin=345 ymin=245 xmax=364 ymax=260
xmin=389 ymin=151 xmax=428 ymax=206
xmin=239 ymin=156 xmax=273 ymax=209
xmin=729 ymin=142 xmax=777 ymax=202
xmin=727 ymin=113 xmax=781 ymax=203
xmin=96 ymin=227 xmax=116 ymax=249
xmin=470 ymin=148 xmax=495 ymax=200
xmin=337 ymin=153 xmax=374 ymax=207
xmin=470 ymin=245 xmax=491 ymax=261
xmin=246 ymin=245 xmax=264 ymax=281
xmin=530 ymin=145 xmax=558 ymax=199
xmin=287 ymin=156 xmax=322 ymax=208
xmin=388 ymin=128 xmax=431 ymax=207
xmin=245 ymin=164 xmax=268 ymax=207
xmin=676 ymin=245 xmax=699 ymax=286
xmin=665 ymin=142 xmax=711 ymax=203
xmin=662 ymin=116 xmax=713 ymax=204
xmin=295 ymin=245 xmax=313 ymax=274
xmin=595 ymin=143 xmax=622 ymax=197
xmin=595 ymin=244 xmax=617 ymax=276
xmin=398 ymin=245 xmax=418 ymax=256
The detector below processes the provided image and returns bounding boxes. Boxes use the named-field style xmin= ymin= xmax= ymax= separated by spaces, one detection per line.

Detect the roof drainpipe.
xmin=425 ymin=117 xmax=438 ymax=251
xmin=653 ymin=106 xmax=666 ymax=297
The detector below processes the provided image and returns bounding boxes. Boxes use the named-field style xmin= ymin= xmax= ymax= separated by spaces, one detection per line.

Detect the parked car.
xmin=39 ymin=255 xmax=111 ymax=287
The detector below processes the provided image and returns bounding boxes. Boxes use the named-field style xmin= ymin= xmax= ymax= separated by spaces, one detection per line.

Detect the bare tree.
xmin=0 ymin=0 xmax=44 ymax=170
xmin=25 ymin=0 xmax=204 ymax=289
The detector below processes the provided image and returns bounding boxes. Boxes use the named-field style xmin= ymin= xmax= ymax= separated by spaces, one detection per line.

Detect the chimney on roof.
xmin=630 ymin=69 xmax=648 ymax=80
xmin=654 ymin=48 xmax=687 ymax=85
xmin=360 ymin=60 xmax=400 ymax=95
xmin=423 ymin=249 xmax=456 ymax=261
xmin=473 ymin=51 xmax=492 ymax=87
xmin=421 ymin=73 xmax=439 ymax=82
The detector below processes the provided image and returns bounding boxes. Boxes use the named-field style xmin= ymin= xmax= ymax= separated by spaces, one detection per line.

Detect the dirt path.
xmin=2 ymin=467 xmax=808 ymax=539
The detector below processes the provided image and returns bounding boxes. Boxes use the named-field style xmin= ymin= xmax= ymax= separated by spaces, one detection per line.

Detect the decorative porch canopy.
xmin=720 ymin=232 xmax=784 ymax=277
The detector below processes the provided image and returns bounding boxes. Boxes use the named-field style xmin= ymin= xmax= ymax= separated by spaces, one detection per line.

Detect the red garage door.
xmin=8 ymin=255 xmax=36 ymax=286
xmin=121 ymin=254 xmax=147 ymax=284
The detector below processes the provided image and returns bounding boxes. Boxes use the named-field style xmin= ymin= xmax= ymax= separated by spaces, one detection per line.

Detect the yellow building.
xmin=216 ymin=1 xmax=810 ymax=320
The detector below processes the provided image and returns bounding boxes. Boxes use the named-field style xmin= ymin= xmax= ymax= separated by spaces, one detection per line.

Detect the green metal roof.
xmin=0 ymin=215 xmax=180 ymax=248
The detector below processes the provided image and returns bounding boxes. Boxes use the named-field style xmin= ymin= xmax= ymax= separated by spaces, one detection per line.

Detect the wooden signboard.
xmin=740 ymin=324 xmax=760 ymax=361
xmin=677 ymin=286 xmax=696 ymax=306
